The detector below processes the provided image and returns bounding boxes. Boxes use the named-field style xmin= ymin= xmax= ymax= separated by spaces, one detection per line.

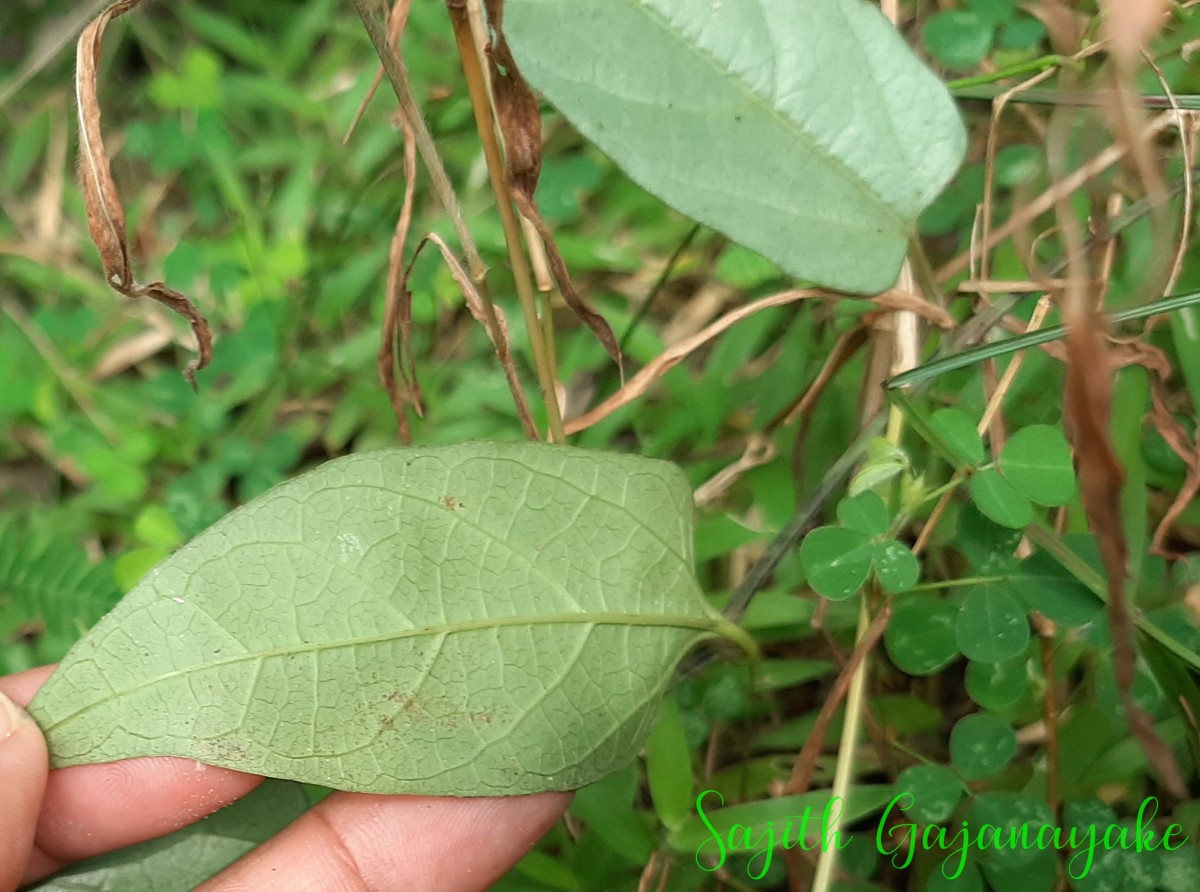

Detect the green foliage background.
xmin=2 ymin=0 xmax=1200 ymax=890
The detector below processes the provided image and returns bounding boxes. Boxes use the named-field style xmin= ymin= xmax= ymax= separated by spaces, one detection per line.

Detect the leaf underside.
xmin=505 ymin=0 xmax=966 ymax=293
xmin=29 ymin=442 xmax=727 ymax=795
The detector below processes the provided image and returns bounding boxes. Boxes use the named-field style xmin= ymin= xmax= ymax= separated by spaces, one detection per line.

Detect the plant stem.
xmin=446 ymin=2 xmax=566 ymax=443
xmin=811 ymin=596 xmax=872 ymax=892
xmin=947 ymin=55 xmax=1065 ymax=91
xmin=350 ymin=0 xmax=487 ymax=283
xmin=952 ymin=84 xmax=1200 ymax=110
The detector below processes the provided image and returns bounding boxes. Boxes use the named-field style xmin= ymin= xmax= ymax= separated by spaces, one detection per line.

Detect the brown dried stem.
xmin=446 ymin=0 xmax=565 ymax=442
xmin=350 ymin=0 xmax=487 ymax=283
xmin=567 ymin=288 xmax=949 ymax=436
xmin=783 ymin=599 xmax=893 ymax=797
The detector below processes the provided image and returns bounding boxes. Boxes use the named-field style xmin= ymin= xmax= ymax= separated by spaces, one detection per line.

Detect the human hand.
xmin=1 ymin=666 xmax=571 ymax=891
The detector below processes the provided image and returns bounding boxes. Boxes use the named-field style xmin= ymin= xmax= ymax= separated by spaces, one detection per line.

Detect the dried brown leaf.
xmin=1063 ymin=314 xmax=1188 ymax=798
xmin=1043 ymin=100 xmax=1182 ymax=796
xmin=483 ymin=0 xmax=541 ymax=199
xmin=482 ymin=0 xmax=623 ymax=373
xmin=1063 ymin=319 xmax=1127 ymax=614
xmin=76 ymin=0 xmax=211 ymax=384
xmin=511 ymin=190 xmax=623 ymax=368
xmin=379 ymin=112 xmax=420 ymax=443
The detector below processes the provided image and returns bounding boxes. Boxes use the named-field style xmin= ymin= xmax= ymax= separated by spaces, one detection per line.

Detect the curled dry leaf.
xmin=407 ymin=233 xmax=539 ymax=440
xmin=77 ymin=0 xmax=212 ymax=384
xmin=511 ymin=190 xmax=624 ymax=370
xmin=1049 ymin=102 xmax=1185 ymax=796
xmin=483 ymin=0 xmax=541 ymax=201
xmin=483 ymin=0 xmax=623 ymax=373
xmin=1148 ymin=386 xmax=1200 ymax=557
xmin=379 ymin=111 xmax=420 ymax=443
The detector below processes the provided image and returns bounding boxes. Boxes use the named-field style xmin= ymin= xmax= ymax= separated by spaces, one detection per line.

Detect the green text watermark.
xmin=694 ymin=790 xmax=1189 ymax=881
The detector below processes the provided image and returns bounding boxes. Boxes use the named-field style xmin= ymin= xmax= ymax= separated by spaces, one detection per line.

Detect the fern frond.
xmin=0 ymin=514 xmax=122 ymax=673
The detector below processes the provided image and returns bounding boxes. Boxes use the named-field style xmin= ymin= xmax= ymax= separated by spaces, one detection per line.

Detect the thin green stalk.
xmin=811 ymin=596 xmax=872 ymax=892
xmin=887 ymin=286 xmax=1200 ymax=390
xmin=947 ymin=55 xmax=1065 ymax=91
xmin=952 ymin=83 xmax=1200 ymax=110
xmin=815 ymin=257 xmax=916 ymax=892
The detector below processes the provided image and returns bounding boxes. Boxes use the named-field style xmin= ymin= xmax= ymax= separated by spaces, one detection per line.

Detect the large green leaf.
xmin=29 ymin=443 xmax=750 ymax=795
xmin=28 ymin=780 xmax=309 ymax=892
xmin=505 ymin=0 xmax=966 ymax=293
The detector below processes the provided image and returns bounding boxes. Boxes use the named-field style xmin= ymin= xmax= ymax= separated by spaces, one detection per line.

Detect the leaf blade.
xmin=30 ymin=443 xmax=733 ymax=796
xmin=505 ymin=0 xmax=966 ymax=293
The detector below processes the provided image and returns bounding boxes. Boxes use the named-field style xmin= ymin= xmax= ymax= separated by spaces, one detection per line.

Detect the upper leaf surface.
xmin=29 ymin=442 xmax=729 ymax=795
xmin=505 ymin=0 xmax=966 ymax=293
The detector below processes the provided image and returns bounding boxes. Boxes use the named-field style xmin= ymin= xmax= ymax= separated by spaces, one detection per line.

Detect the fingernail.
xmin=0 ymin=689 xmax=31 ymax=742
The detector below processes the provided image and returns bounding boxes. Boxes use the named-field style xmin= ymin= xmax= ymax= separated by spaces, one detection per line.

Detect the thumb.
xmin=0 ymin=689 xmax=48 ymax=892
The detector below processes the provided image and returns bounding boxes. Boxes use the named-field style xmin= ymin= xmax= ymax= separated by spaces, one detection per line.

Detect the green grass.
xmin=2 ymin=1 xmax=1199 ymax=890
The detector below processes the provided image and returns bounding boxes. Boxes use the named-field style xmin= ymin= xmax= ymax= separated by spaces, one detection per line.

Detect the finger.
xmin=31 ymin=755 xmax=263 ymax=869
xmin=1 ymin=667 xmax=261 ymax=880
xmin=0 ymin=664 xmax=58 ymax=702
xmin=197 ymin=790 xmax=573 ymax=892
xmin=0 ymin=689 xmax=49 ymax=892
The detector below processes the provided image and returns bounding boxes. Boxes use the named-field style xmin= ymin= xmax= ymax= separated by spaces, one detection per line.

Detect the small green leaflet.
xmin=29 ymin=442 xmax=752 ymax=795
xmin=800 ymin=493 xmax=920 ymax=600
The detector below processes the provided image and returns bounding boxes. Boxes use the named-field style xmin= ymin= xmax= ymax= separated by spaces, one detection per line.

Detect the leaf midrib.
xmin=40 ymin=610 xmax=719 ymax=732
